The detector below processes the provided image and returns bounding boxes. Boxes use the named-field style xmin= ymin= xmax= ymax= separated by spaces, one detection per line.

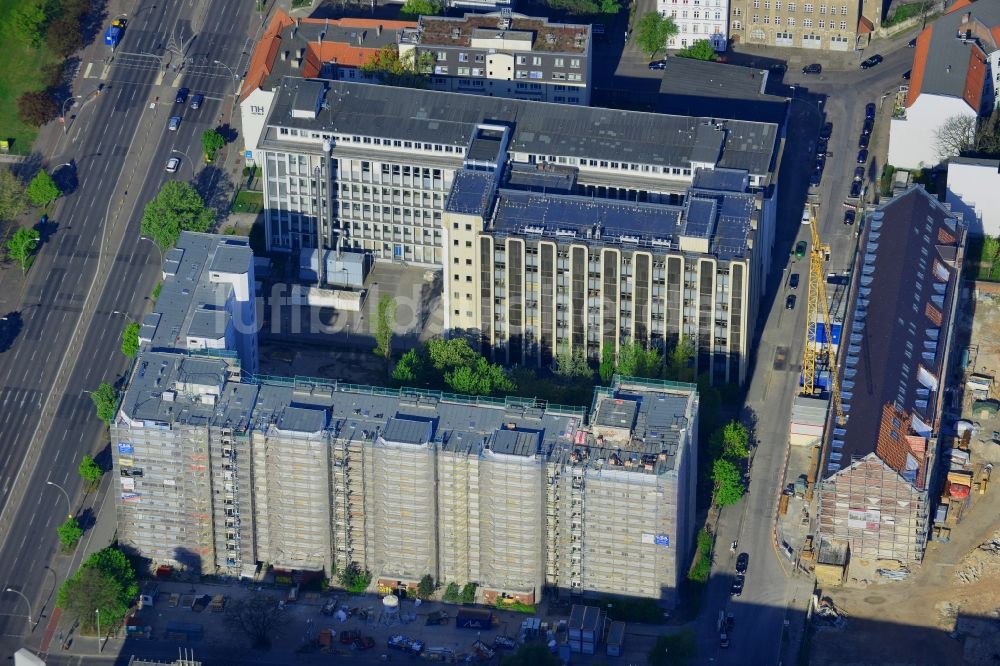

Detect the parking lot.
xmin=113 ymin=580 xmax=663 ymax=665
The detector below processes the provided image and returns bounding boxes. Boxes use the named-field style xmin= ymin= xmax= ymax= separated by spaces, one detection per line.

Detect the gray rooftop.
xmin=263 ymin=77 xmax=779 ymax=176
xmin=141 ymin=233 xmax=252 ymax=351
xmin=594 ymin=398 xmax=639 ymax=430
xmin=383 ymin=415 xmax=435 ymax=445
xmin=917 ymin=3 xmax=1000 ymax=104
xmin=485 ymin=167 xmax=756 ymax=260
xmin=490 ymin=428 xmax=542 ymax=457
xmin=277 ymin=405 xmax=328 ymax=433
xmin=445 ymin=170 xmax=496 ymax=216
xmin=658 ymin=57 xmax=770 ymax=101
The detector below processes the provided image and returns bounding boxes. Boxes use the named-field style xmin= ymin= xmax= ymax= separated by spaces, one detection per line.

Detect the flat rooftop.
xmin=410 ymin=12 xmax=591 ymax=54
xmin=263 ymin=77 xmax=780 ymax=177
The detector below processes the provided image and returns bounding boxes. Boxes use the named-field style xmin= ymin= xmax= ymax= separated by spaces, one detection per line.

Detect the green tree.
xmin=634 ymin=12 xmax=678 ymax=59
xmin=417 ymin=574 xmax=434 ymax=600
xmin=15 ymin=3 xmax=49 ymax=47
xmin=554 ymin=349 xmax=592 ymax=380
xmin=140 ymin=181 xmax=214 ymax=250
xmin=427 ymin=337 xmax=481 ymax=372
xmin=374 ymin=294 xmax=396 ymax=360
xmin=666 ymin=335 xmax=695 ymax=382
xmin=6 ymin=227 xmax=40 ymax=273
xmin=0 ymin=168 xmax=26 ymax=221
xmin=648 ymin=629 xmax=697 ymax=666
xmin=460 ymin=582 xmax=477 ymax=603
xmin=46 ymin=15 xmax=83 ymax=58
xmin=501 ymin=644 xmax=561 ymax=666
xmin=720 ymin=420 xmax=750 ymax=460
xmin=712 ymin=457 xmax=745 ymax=506
xmin=361 ymin=46 xmax=434 ymax=88
xmin=337 ymin=562 xmax=372 ymax=594
xmin=120 ymin=321 xmax=140 ymax=358
xmin=400 ymin=0 xmax=442 ymax=18
xmin=548 ymin=0 xmax=619 ymax=15
xmin=57 ymin=546 xmax=138 ymax=634
xmin=599 ymin=344 xmax=616 ymax=383
xmin=225 ymin=595 xmax=285 ymax=649
xmin=57 ymin=517 xmax=83 ymax=549
xmin=26 ymin=169 xmax=61 ymax=207
xmin=17 ymin=90 xmax=58 ymax=127
xmin=617 ymin=340 xmax=663 ymax=379
xmin=392 ymin=348 xmax=424 ymax=385
xmin=442 ymin=582 xmax=460 ymax=603
xmin=90 ymin=382 xmax=117 ymax=424
xmin=446 ymin=358 xmax=515 ymax=396
xmin=676 ymin=39 xmax=718 ymax=61
xmin=78 ymin=454 xmax=102 ymax=490
xmin=201 ymin=128 xmax=225 ymax=162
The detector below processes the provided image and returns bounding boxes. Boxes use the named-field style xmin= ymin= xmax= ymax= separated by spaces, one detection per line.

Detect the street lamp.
xmin=95 ymin=608 xmax=101 ymax=654
xmin=112 ymin=310 xmax=135 ymax=324
xmin=4 ymin=588 xmax=34 ymax=631
xmin=45 ymin=480 xmax=73 ymax=520
xmin=213 ymin=59 xmax=240 ymax=95
xmin=139 ymin=236 xmax=164 ymax=267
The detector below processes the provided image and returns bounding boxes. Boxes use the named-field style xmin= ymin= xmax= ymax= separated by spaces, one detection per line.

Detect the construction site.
xmin=112 ymin=352 xmax=701 ymax=608
xmin=803 ymin=196 xmax=1000 ymax=665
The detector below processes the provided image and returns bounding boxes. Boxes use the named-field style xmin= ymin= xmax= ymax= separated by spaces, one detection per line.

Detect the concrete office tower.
xmin=398 ymin=12 xmax=593 ymax=105
xmin=139 ymin=232 xmax=259 ymax=374
xmin=547 ymin=379 xmax=698 ymax=606
xmin=254 ymin=77 xmax=780 ymax=338
xmin=444 ymin=166 xmax=767 ymax=385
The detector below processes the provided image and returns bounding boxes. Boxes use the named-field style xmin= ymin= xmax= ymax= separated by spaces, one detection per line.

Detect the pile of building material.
xmin=790 ymin=395 xmax=829 ymax=447
xmin=955 ymin=530 xmax=1000 ymax=584
xmin=812 ymin=596 xmax=847 ymax=629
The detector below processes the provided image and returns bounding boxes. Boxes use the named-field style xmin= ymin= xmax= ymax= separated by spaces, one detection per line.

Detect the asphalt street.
xmin=0 ymin=0 xmax=257 ymax=655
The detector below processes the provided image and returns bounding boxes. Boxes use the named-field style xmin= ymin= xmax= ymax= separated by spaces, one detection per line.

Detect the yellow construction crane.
xmin=800 ymin=203 xmax=846 ymax=426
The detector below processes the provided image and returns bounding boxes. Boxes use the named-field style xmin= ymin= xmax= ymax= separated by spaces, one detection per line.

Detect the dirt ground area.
xmin=808 ymin=290 xmax=1000 ymax=666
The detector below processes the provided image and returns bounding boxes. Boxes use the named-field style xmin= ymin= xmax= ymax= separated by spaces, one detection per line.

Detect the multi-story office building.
xmin=138 ymin=232 xmax=258 ymax=374
xmin=816 ymin=186 xmax=966 ymax=566
xmin=112 ymin=339 xmax=700 ymax=605
xmin=729 ymin=0 xmax=882 ymax=51
xmin=443 ymin=165 xmax=766 ymax=385
xmin=657 ymin=0 xmax=730 ymax=51
xmin=253 ymin=77 xmax=781 ymax=342
xmin=398 ymin=12 xmax=592 ymax=104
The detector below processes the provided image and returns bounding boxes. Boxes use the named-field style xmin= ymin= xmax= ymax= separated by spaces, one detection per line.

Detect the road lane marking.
xmin=83 ymin=62 xmax=94 ymax=78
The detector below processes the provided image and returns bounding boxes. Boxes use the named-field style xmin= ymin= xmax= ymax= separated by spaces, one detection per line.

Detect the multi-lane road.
xmin=0 ymin=0 xmax=258 ymax=653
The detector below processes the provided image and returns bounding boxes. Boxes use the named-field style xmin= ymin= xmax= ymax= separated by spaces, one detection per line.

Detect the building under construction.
xmin=816 ymin=187 xmax=966 ymax=566
xmin=112 ymin=355 xmax=698 ymax=605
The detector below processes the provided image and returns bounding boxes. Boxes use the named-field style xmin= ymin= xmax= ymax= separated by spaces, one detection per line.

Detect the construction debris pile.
xmin=955 ymin=530 xmax=1000 ymax=584
xmin=812 ymin=595 xmax=847 ymax=629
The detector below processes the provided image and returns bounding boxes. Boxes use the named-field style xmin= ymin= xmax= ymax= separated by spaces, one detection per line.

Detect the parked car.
xmin=844 ymin=209 xmax=856 ymax=225
xmin=860 ymin=54 xmax=884 ymax=69
xmin=736 ymin=552 xmax=750 ymax=574
xmin=908 ymin=37 xmax=917 ymax=48
xmin=789 ymin=273 xmax=800 ymax=289
xmin=353 ymin=636 xmax=375 ymax=650
xmin=802 ymin=63 xmax=822 ymax=74
xmin=731 ymin=574 xmax=746 ymax=596
xmin=168 ymin=116 xmax=181 ymax=131
xmin=865 ymin=102 xmax=877 ymax=120
xmin=819 ymin=122 xmax=833 ymax=140
xmin=857 ymin=148 xmax=869 ymax=164
xmin=858 ymin=133 xmax=870 ymax=149
xmin=175 ymin=87 xmax=189 ymax=104
xmin=862 ymin=117 xmax=874 ymax=135
xmin=902 ymin=69 xmax=911 ymax=80
xmin=795 ymin=240 xmax=808 ymax=258
xmin=785 ymin=294 xmax=797 ymax=310
xmin=809 ymin=171 xmax=821 ymax=187
xmin=648 ymin=60 xmax=667 ymax=70
xmin=816 ymin=138 xmax=828 ymax=156
xmin=190 ymin=93 xmax=204 ymax=109
xmin=165 ymin=157 xmax=180 ymax=173
xmin=849 ymin=180 xmax=863 ymax=198
xmin=854 ymin=166 xmax=866 ymax=181
xmin=801 ymin=206 xmax=812 ymax=225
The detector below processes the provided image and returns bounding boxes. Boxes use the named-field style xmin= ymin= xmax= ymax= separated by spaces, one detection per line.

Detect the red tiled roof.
xmin=946 ymin=0 xmax=976 ymax=15
xmin=858 ymin=16 xmax=875 ymax=34
xmin=963 ymin=47 xmax=989 ymax=110
xmin=905 ymin=26 xmax=934 ymax=108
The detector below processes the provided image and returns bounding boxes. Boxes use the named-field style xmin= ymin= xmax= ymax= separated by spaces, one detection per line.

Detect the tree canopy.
xmin=17 ymin=90 xmax=58 ymax=127
xmin=27 ymin=169 xmax=61 ymax=207
xmin=140 ymin=181 xmax=214 ymax=250
xmin=57 ymin=546 xmax=138 ymax=633
xmin=417 ymin=574 xmax=434 ymax=600
xmin=7 ymin=228 xmax=40 ymax=273
xmin=360 ymin=46 xmax=434 ymax=88
xmin=201 ymin=128 xmax=225 ymax=162
xmin=392 ymin=337 xmax=516 ymax=396
xmin=635 ymin=12 xmax=678 ymax=58
xmin=548 ymin=0 xmax=620 ymax=15
xmin=0 ymin=168 xmax=26 ymax=221
xmin=90 ymin=382 xmax=117 ymax=424
xmin=676 ymin=39 xmax=718 ymax=61
xmin=57 ymin=517 xmax=83 ymax=549
xmin=79 ymin=454 xmax=102 ymax=489
xmin=400 ymin=0 xmax=442 ymax=19
xmin=374 ymin=294 xmax=396 ymax=360
xmin=121 ymin=321 xmax=140 ymax=358
xmin=225 ymin=595 xmax=285 ymax=649
xmin=553 ymin=349 xmax=592 ymax=381
xmin=712 ymin=457 xmax=745 ymax=506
